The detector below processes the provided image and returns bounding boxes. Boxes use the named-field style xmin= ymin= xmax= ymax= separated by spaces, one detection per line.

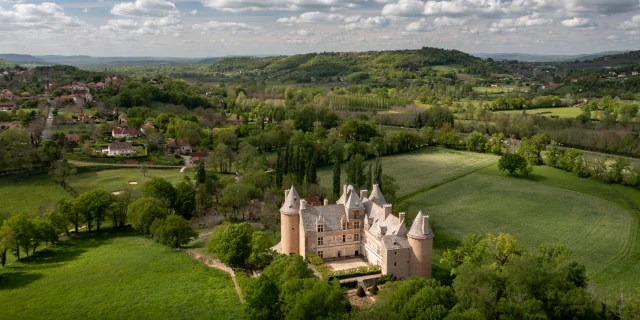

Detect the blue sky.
xmin=0 ymin=0 xmax=639 ymax=57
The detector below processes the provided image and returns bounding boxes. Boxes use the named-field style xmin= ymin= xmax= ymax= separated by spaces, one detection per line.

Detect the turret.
xmin=407 ymin=210 xmax=434 ymax=278
xmin=280 ymin=185 xmax=301 ymax=255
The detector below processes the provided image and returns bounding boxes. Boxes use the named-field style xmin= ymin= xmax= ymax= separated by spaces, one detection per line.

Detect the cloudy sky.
xmin=1 ymin=0 xmax=639 ymax=57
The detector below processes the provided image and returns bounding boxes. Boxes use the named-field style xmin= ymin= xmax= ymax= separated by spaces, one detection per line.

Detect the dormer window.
xmin=317 ymin=224 xmax=324 ymax=232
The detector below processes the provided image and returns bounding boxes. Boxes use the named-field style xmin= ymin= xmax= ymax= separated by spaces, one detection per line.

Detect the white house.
xmin=112 ymin=127 xmax=141 ymax=139
xmin=103 ymin=142 xmax=136 ymax=156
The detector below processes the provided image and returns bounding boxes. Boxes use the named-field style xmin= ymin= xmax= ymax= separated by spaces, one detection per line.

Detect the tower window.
xmin=317 ymin=237 xmax=323 ymax=245
xmin=318 ymin=251 xmax=323 ymax=259
xmin=343 ymin=235 xmax=346 ymax=243
xmin=354 ymin=233 xmax=360 ymax=241
xmin=353 ymin=221 xmax=360 ymax=229
xmin=394 ymin=262 xmax=397 ymax=266
xmin=317 ymin=224 xmax=324 ymax=232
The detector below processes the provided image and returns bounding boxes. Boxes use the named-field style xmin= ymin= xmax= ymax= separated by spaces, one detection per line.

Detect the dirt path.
xmin=179 ymin=249 xmax=244 ymax=303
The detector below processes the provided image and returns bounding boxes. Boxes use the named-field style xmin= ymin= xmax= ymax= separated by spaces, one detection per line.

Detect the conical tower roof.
xmin=369 ymin=184 xmax=386 ymax=206
xmin=346 ymin=190 xmax=364 ymax=210
xmin=407 ymin=210 xmax=434 ymax=239
xmin=280 ymin=185 xmax=300 ymax=215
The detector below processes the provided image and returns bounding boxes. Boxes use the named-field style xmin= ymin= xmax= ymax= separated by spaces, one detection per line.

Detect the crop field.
xmin=0 ymin=228 xmax=242 ymax=320
xmin=317 ymin=147 xmax=498 ymax=198
xmin=68 ymin=168 xmax=192 ymax=194
xmin=0 ymin=175 xmax=70 ymax=215
xmin=495 ymin=107 xmax=582 ymax=118
xmin=402 ymin=163 xmax=640 ymax=300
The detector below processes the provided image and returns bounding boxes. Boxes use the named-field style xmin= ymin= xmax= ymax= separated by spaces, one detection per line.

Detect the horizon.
xmin=1 ymin=0 xmax=639 ymax=57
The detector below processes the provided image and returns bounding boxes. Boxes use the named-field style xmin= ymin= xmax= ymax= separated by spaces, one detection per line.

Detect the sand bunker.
xmin=112 ymin=191 xmax=124 ymax=195
xmin=128 ymin=181 xmax=138 ymax=185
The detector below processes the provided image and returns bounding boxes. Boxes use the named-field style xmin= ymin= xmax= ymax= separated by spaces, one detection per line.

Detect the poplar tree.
xmin=333 ymin=160 xmax=341 ymax=197
xmin=374 ymin=157 xmax=383 ymax=190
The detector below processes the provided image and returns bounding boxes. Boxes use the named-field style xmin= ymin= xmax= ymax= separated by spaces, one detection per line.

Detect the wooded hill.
xmin=205 ymin=47 xmax=480 ymax=81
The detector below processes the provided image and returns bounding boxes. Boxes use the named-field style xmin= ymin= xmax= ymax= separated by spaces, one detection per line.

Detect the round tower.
xmin=280 ymin=186 xmax=301 ymax=255
xmin=407 ymin=211 xmax=434 ymax=278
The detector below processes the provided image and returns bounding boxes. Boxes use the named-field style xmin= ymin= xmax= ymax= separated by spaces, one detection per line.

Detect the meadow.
xmin=68 ymin=168 xmax=192 ymax=194
xmin=495 ymin=107 xmax=583 ymax=118
xmin=317 ymin=147 xmax=498 ymax=198
xmin=402 ymin=164 xmax=640 ymax=300
xmin=0 ymin=175 xmax=70 ymax=215
xmin=0 ymin=228 xmax=242 ymax=320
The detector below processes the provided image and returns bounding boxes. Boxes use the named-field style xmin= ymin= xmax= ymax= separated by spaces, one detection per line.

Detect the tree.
xmin=45 ymin=210 xmax=69 ymax=237
xmin=465 ymin=131 xmax=487 ymax=153
xmin=247 ymin=231 xmax=276 ymax=269
xmin=332 ymin=160 xmax=341 ymax=197
xmin=345 ymin=154 xmax=365 ymax=188
xmin=440 ymin=234 xmax=487 ymax=276
xmin=356 ymin=286 xmax=366 ymax=297
xmin=174 ymin=180 xmax=196 ymax=219
xmin=498 ymin=154 xmax=530 ymax=176
xmin=143 ymin=177 xmax=177 ymax=208
xmin=150 ymin=215 xmax=198 ymax=248
xmin=243 ymin=274 xmax=280 ymax=320
xmin=140 ymin=162 xmax=148 ymax=177
xmin=381 ymin=174 xmax=400 ymax=205
xmin=73 ymin=190 xmax=116 ymax=231
xmin=196 ymin=160 xmax=206 ymax=184
xmin=259 ymin=203 xmax=280 ymax=237
xmin=127 ymin=197 xmax=169 ymax=234
xmin=518 ymin=133 xmax=548 ymax=166
xmin=220 ymin=183 xmax=261 ymax=220
xmin=374 ymin=157 xmax=383 ymax=189
xmin=485 ymin=133 xmax=506 ymax=155
xmin=58 ymin=198 xmax=81 ymax=233
xmin=5 ymin=214 xmax=34 ymax=259
xmin=611 ymin=157 xmax=630 ymax=184
xmin=545 ymin=141 xmax=562 ymax=167
xmin=0 ymin=224 xmax=15 ymax=267
xmin=211 ymin=222 xmax=254 ymax=267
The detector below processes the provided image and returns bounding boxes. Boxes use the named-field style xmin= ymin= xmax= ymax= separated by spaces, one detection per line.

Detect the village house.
xmin=103 ymin=142 xmax=136 ymax=156
xmin=166 ymin=139 xmax=192 ymax=155
xmin=112 ymin=127 xmax=141 ymax=139
xmin=65 ymin=134 xmax=80 ymax=144
xmin=141 ymin=122 xmax=155 ymax=133
xmin=191 ymin=152 xmax=210 ymax=164
xmin=632 ymin=71 xmax=639 ymax=76
xmin=0 ymin=101 xmax=16 ymax=111
xmin=280 ymin=185 xmax=434 ymax=279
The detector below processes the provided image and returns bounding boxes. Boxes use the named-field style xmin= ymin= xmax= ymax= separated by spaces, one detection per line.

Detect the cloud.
xmin=562 ymin=0 xmax=640 ymax=14
xmin=280 ymin=28 xmax=317 ymax=44
xmin=0 ymin=2 xmax=84 ymax=30
xmin=433 ymin=17 xmax=466 ymax=27
xmin=343 ymin=16 xmax=391 ymax=31
xmin=561 ymin=17 xmax=598 ymax=30
xmin=491 ymin=15 xmax=552 ymax=29
xmin=190 ymin=10 xmax=197 ymax=15
xmin=381 ymin=0 xmax=425 ymax=17
xmin=111 ymin=0 xmax=180 ymax=18
xmin=619 ymin=14 xmax=640 ymax=33
xmin=201 ymin=0 xmax=372 ymax=12
xmin=405 ymin=18 xmax=433 ymax=31
xmin=277 ymin=11 xmax=345 ymax=24
xmin=192 ymin=21 xmax=262 ymax=34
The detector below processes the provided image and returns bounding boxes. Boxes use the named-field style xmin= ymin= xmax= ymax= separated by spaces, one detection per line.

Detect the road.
xmin=41 ymin=104 xmax=54 ymax=141
xmin=68 ymin=160 xmax=189 ymax=168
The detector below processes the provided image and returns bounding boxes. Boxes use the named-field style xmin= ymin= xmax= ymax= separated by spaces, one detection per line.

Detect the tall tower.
xmin=407 ymin=210 xmax=434 ymax=278
xmin=280 ymin=185 xmax=301 ymax=255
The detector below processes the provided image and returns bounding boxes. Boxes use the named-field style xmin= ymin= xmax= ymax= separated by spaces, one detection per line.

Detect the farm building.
xmin=103 ymin=142 xmax=136 ymax=156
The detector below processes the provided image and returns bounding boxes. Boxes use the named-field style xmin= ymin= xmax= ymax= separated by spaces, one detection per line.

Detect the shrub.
xmin=369 ymin=284 xmax=379 ymax=295
xmin=356 ymin=286 xmax=366 ymax=297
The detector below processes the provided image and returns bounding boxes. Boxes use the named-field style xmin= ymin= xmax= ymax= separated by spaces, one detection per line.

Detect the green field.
xmin=495 ymin=107 xmax=582 ymax=118
xmin=68 ymin=168 xmax=192 ymax=194
xmin=0 ymin=175 xmax=70 ymax=215
xmin=318 ymin=147 xmax=498 ymax=198
xmin=401 ymin=163 xmax=640 ymax=300
xmin=0 ymin=228 xmax=242 ymax=320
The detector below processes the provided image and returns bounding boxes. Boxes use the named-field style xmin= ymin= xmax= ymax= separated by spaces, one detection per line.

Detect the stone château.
xmin=280 ymin=184 xmax=434 ymax=279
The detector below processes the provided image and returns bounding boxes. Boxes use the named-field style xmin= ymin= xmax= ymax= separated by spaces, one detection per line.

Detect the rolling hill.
xmin=0 ymin=54 xmax=47 ymax=64
xmin=474 ymin=51 xmax=627 ymax=62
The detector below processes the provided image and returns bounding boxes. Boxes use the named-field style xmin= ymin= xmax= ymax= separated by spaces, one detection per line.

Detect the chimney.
xmin=399 ymin=212 xmax=405 ymax=225
xmin=323 ymin=199 xmax=329 ymax=206
xmin=423 ymin=215 xmax=430 ymax=234
xmin=284 ymin=189 xmax=290 ymax=198
xmin=343 ymin=184 xmax=348 ymax=197
xmin=383 ymin=204 xmax=392 ymax=219
xmin=360 ymin=190 xmax=368 ymax=199
xmin=300 ymin=199 xmax=307 ymax=210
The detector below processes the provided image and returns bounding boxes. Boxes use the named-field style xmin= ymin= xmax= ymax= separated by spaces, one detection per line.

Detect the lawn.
xmin=0 ymin=228 xmax=242 ymax=320
xmin=495 ymin=107 xmax=583 ymax=118
xmin=317 ymin=147 xmax=498 ymax=198
xmin=68 ymin=168 xmax=192 ymax=194
xmin=0 ymin=174 xmax=70 ymax=216
xmin=403 ymin=164 xmax=640 ymax=301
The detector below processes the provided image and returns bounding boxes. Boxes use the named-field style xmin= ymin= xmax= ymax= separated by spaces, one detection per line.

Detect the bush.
xmin=356 ymin=286 xmax=366 ymax=297
xmin=369 ymin=284 xmax=379 ymax=295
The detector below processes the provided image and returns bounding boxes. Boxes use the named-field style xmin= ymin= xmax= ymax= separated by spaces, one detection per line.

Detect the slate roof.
xmin=280 ymin=185 xmax=301 ymax=215
xmin=407 ymin=210 xmax=434 ymax=240
xmin=300 ymin=204 xmax=345 ymax=232
xmin=369 ymin=184 xmax=386 ymax=206
xmin=382 ymin=235 xmax=410 ymax=249
xmin=109 ymin=142 xmax=134 ymax=150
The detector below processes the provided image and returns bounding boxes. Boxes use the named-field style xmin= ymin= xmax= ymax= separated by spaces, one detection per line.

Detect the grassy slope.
xmin=68 ymin=168 xmax=192 ymax=194
xmin=317 ymin=147 xmax=498 ymax=198
xmin=0 ymin=228 xmax=242 ymax=320
xmin=0 ymin=175 xmax=70 ymax=215
xmin=404 ymin=164 xmax=640 ymax=299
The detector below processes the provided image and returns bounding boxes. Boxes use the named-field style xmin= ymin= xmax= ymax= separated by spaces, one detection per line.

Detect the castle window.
xmin=318 ymin=251 xmax=323 ymax=259
xmin=317 ymin=224 xmax=324 ymax=232
xmin=394 ymin=262 xmax=397 ymax=266
xmin=317 ymin=237 xmax=323 ymax=245
xmin=343 ymin=235 xmax=346 ymax=243
xmin=354 ymin=233 xmax=360 ymax=241
xmin=353 ymin=221 xmax=360 ymax=229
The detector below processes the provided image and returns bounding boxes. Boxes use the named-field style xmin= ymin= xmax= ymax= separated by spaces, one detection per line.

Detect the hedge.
xmin=307 ymin=253 xmax=381 ymax=280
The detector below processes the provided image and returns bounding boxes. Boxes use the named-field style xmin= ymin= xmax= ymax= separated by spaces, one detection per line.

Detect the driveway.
xmin=41 ymin=104 xmax=54 ymax=141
